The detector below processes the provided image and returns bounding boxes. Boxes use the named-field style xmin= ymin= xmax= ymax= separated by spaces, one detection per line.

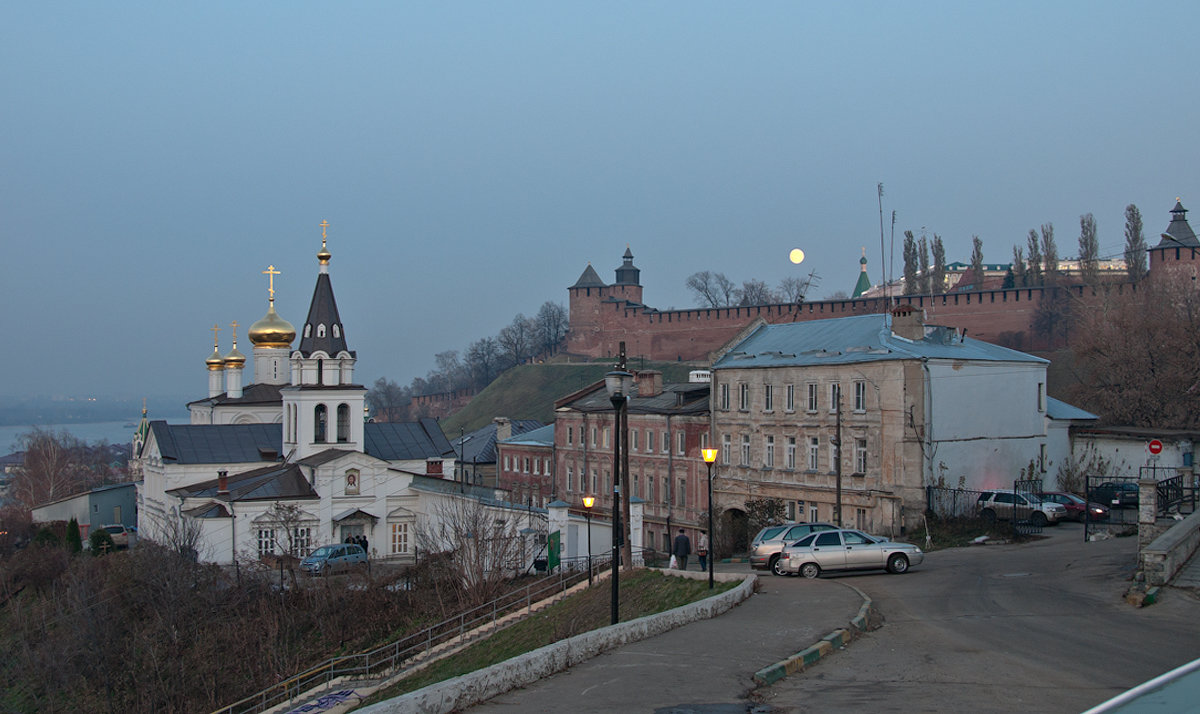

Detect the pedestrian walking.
xmin=672 ymin=529 xmax=691 ymax=570
xmin=697 ymin=531 xmax=709 ymax=572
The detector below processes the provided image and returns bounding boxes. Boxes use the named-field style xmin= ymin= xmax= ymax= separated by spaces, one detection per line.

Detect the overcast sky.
xmin=3 ymin=2 xmax=1198 ymax=404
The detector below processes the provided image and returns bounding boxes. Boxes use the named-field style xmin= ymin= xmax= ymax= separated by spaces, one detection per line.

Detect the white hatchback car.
xmin=779 ymin=528 xmax=924 ymax=578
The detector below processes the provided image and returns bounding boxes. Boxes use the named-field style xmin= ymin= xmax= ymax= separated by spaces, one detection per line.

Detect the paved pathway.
xmin=466 ymin=563 xmax=863 ymax=714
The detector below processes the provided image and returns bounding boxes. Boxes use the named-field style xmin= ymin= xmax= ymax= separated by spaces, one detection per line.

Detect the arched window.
xmin=317 ymin=358 xmax=324 ymax=385
xmin=314 ymin=404 xmax=327 ymax=442
xmin=317 ymin=324 xmax=326 ymax=337
xmin=337 ymin=403 xmax=350 ymax=443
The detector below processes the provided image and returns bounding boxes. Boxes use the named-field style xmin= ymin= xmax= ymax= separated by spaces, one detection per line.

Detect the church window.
xmin=304 ymin=324 xmax=311 ymax=338
xmin=257 ymin=529 xmax=275 ymax=558
xmin=337 ymin=403 xmax=350 ymax=442
xmin=317 ymin=359 xmax=324 ymax=385
xmin=317 ymin=324 xmax=327 ymax=338
xmin=333 ymin=324 xmax=340 ymax=338
xmin=315 ymin=404 xmax=328 ymax=442
xmin=391 ymin=523 xmax=410 ymax=554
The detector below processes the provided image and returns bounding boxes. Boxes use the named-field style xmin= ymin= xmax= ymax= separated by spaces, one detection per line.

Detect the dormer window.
xmin=317 ymin=324 xmax=326 ymax=338
xmin=333 ymin=325 xmax=341 ymax=338
xmin=304 ymin=325 xmax=311 ymax=338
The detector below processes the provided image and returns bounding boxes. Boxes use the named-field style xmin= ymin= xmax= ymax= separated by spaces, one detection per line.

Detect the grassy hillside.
xmin=439 ymin=362 xmax=700 ymax=433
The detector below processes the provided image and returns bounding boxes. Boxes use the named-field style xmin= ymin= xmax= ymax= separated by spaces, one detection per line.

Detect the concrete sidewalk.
xmin=457 ymin=563 xmax=866 ymax=713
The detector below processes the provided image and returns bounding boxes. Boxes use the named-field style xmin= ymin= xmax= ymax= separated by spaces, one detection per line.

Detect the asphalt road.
xmin=759 ymin=523 xmax=1200 ymax=713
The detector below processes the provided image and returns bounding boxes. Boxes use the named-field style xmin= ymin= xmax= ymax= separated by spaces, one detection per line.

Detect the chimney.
xmin=494 ymin=417 xmax=512 ymax=442
xmin=426 ymin=459 xmax=443 ymax=477
xmin=217 ymin=469 xmax=229 ymax=496
xmin=890 ymin=305 xmax=926 ymax=341
xmin=636 ymin=370 xmax=663 ymax=397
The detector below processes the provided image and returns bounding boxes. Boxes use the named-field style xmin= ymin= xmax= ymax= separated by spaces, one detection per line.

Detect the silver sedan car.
xmin=778 ymin=528 xmax=924 ymax=578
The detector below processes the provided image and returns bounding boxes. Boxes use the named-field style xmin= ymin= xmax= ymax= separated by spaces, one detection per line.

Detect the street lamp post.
xmin=605 ymin=367 xmax=634 ymax=625
xmin=702 ymin=447 xmax=718 ymax=590
xmin=583 ymin=496 xmax=595 ymax=585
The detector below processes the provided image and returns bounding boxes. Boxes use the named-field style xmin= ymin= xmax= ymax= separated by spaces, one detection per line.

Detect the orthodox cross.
xmin=230 ymin=320 xmax=239 ymax=344
xmin=262 ymin=265 xmax=281 ymax=301
xmin=211 ymin=323 xmax=220 ymax=348
xmin=319 ymin=219 xmax=330 ymax=248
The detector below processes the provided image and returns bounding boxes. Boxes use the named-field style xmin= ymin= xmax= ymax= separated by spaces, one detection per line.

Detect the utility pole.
xmin=835 ymin=387 xmax=843 ymax=528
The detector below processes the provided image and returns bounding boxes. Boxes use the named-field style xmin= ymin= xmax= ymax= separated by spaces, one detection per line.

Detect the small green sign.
xmin=547 ymin=530 xmax=560 ymax=571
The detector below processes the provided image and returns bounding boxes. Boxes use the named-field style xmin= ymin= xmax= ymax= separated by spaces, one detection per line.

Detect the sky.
xmin=3 ymin=2 xmax=1199 ymax=404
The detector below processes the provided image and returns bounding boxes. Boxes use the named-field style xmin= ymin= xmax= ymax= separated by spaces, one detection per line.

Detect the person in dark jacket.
xmin=672 ymin=529 xmax=691 ymax=570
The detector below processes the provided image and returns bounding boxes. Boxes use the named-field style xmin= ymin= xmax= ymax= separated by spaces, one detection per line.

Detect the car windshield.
xmin=792 ymin=533 xmax=819 ymax=547
xmin=307 ymin=546 xmax=335 ymax=558
xmin=757 ymin=527 xmax=786 ymax=541
xmin=104 ymin=526 xmax=124 ymax=534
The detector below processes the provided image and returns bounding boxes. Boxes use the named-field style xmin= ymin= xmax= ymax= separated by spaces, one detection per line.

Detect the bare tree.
xmin=685 ymin=271 xmax=737 ymax=308
xmin=414 ymin=496 xmax=531 ymax=607
xmin=1026 ymin=229 xmax=1044 ymax=286
xmin=533 ymin=301 xmax=568 ymax=356
xmin=1070 ymin=272 xmax=1200 ymax=428
xmin=264 ymin=502 xmax=315 ymax=559
xmin=969 ymin=235 xmax=984 ymax=288
xmin=497 ymin=313 xmax=536 ymax=367
xmin=931 ymin=235 xmax=946 ymax=294
xmin=1078 ymin=213 xmax=1100 ymax=284
xmin=902 ymin=231 xmax=918 ymax=295
xmin=366 ymin=377 xmax=409 ymax=422
xmin=434 ymin=350 xmax=470 ymax=391
xmin=1125 ymin=203 xmax=1148 ymax=283
xmin=154 ymin=508 xmax=205 ymax=560
xmin=1041 ymin=223 xmax=1059 ymax=283
xmin=918 ymin=235 xmax=931 ymax=293
xmin=1011 ymin=245 xmax=1028 ymax=287
xmin=464 ymin=337 xmax=501 ymax=388
xmin=736 ymin=279 xmax=777 ymax=306
xmin=777 ymin=276 xmax=806 ymax=302
xmin=9 ymin=429 xmax=100 ymax=513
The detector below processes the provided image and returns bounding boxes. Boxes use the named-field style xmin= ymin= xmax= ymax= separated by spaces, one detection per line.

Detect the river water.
xmin=0 ymin=418 xmax=188 ymax=456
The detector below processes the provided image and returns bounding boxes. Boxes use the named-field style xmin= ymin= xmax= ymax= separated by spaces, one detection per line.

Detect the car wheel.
xmin=886 ymin=553 xmax=909 ymax=574
xmin=981 ymin=509 xmax=997 ymax=525
xmin=799 ymin=562 xmax=821 ymax=579
xmin=770 ymin=555 xmax=785 ymax=576
xmin=1031 ymin=511 xmax=1048 ymax=527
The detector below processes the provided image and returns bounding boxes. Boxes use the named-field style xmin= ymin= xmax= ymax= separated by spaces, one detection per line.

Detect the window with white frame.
xmin=829 ymin=383 xmax=842 ymax=412
xmin=591 ymin=469 xmax=597 ymax=493
xmin=829 ymin=439 xmax=840 ymax=472
xmin=677 ymin=431 xmax=685 ymax=455
xmin=854 ymin=381 xmax=866 ymax=412
xmin=391 ymin=522 xmax=410 ymax=554
xmin=633 ymin=473 xmax=640 ymax=499
xmin=647 ymin=430 xmax=655 ymax=453
xmin=740 ymin=434 xmax=751 ymax=466
xmin=700 ymin=432 xmax=709 ymax=449
xmin=721 ymin=434 xmax=731 ymax=465
xmin=764 ymin=384 xmax=774 ymax=412
xmin=567 ymin=426 xmax=573 ymax=445
xmin=739 ymin=383 xmax=749 ymax=410
xmin=604 ymin=427 xmax=611 ymax=448
xmin=523 ymin=457 xmax=530 ymax=473
xmin=632 ymin=429 xmax=639 ymax=451
xmin=719 ymin=383 xmax=730 ymax=410
xmin=663 ymin=476 xmax=670 ymax=504
xmin=808 ymin=437 xmax=820 ymax=470
xmin=786 ymin=436 xmax=797 ymax=469
xmin=257 ymin=529 xmax=275 ymax=559
xmin=567 ymin=466 xmax=574 ymax=492
xmin=807 ymin=383 xmax=818 ymax=412
xmin=809 ymin=503 xmax=819 ymax=522
xmin=786 ymin=384 xmax=795 ymax=412
xmin=855 ymin=438 xmax=867 ymax=473
xmin=591 ymin=426 xmax=597 ymax=447
xmin=662 ymin=431 xmax=670 ymax=453
xmin=533 ymin=458 xmax=540 ymax=475
xmin=765 ymin=435 xmax=775 ymax=467
xmin=649 ymin=475 xmax=656 ymax=503
xmin=679 ymin=478 xmax=687 ymax=507
xmin=292 ymin=527 xmax=312 ymax=556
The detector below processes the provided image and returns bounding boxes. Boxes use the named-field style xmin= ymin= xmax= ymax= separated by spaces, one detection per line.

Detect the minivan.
xmin=300 ymin=543 xmax=368 ymax=575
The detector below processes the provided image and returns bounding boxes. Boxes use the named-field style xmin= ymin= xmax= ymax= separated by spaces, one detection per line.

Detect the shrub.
xmin=89 ymin=528 xmax=115 ymax=555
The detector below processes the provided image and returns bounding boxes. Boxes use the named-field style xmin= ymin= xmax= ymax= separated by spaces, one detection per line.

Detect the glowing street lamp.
xmin=583 ymin=495 xmax=595 ymax=585
xmin=702 ymin=447 xmax=719 ymax=589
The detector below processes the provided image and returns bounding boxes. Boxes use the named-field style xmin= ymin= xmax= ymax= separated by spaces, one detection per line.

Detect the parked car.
xmin=300 ymin=543 xmax=368 ymax=575
xmin=1038 ymin=491 xmax=1110 ymax=522
xmin=102 ymin=524 xmax=132 ymax=549
xmin=750 ymin=522 xmax=838 ymax=575
xmin=1092 ymin=481 xmax=1139 ymax=508
xmin=975 ymin=489 xmax=1067 ymax=526
xmin=778 ymin=528 xmax=924 ymax=578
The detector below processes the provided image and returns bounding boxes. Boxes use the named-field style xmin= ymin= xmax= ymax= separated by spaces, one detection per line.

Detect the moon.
xmin=789 ymin=248 xmax=805 ymax=264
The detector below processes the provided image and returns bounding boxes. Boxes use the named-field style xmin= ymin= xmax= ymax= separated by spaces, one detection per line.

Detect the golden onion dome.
xmin=206 ymin=346 xmax=226 ymax=371
xmin=317 ymin=242 xmax=331 ymax=266
xmin=224 ymin=343 xmax=246 ymax=369
xmin=248 ymin=302 xmax=296 ymax=349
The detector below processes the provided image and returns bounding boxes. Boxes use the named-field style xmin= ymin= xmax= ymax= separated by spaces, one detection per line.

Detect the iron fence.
xmin=925 ymin=485 xmax=986 ymax=520
xmin=213 ymin=557 xmax=609 ymax=714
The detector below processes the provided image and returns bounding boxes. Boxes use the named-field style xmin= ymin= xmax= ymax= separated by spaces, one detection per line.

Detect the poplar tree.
xmin=1125 ymin=203 xmax=1148 ymax=283
xmin=1041 ymin=223 xmax=1059 ymax=283
xmin=902 ymin=231 xmax=918 ymax=295
xmin=1026 ymin=230 xmax=1044 ymax=286
xmin=1078 ymin=213 xmax=1100 ymax=284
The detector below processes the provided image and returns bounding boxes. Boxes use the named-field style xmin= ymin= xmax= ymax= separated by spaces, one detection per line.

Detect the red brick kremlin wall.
xmin=567 ymin=281 xmax=1149 ymax=362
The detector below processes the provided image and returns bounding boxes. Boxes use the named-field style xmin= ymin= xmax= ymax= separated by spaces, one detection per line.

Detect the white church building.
xmin=135 ymin=225 xmax=537 ymax=566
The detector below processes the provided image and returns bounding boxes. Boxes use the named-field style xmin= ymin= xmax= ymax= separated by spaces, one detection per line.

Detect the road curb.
xmin=752 ymin=581 xmax=879 ymax=687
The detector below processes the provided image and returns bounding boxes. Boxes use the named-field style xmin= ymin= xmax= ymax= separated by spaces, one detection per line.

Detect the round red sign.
xmin=1149 ymin=439 xmax=1163 ymax=455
